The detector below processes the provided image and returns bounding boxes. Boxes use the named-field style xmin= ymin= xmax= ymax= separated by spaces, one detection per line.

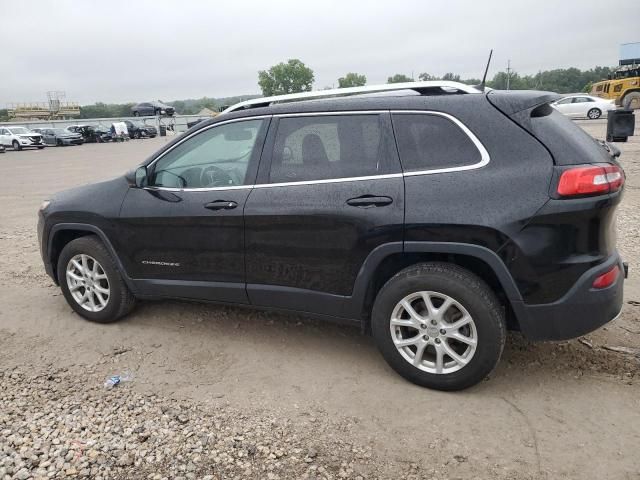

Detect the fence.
xmin=0 ymin=114 xmax=214 ymax=134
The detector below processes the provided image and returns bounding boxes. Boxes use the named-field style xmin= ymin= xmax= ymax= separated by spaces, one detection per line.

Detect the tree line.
xmin=0 ymin=62 xmax=616 ymax=121
xmin=257 ymin=59 xmax=614 ymax=95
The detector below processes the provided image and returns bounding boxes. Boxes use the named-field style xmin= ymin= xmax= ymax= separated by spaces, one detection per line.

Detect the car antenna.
xmin=477 ymin=49 xmax=493 ymax=92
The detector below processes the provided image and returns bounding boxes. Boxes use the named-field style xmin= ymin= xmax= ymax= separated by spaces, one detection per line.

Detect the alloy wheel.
xmin=389 ymin=291 xmax=478 ymax=374
xmin=587 ymin=108 xmax=601 ymax=119
xmin=66 ymin=254 xmax=110 ymax=312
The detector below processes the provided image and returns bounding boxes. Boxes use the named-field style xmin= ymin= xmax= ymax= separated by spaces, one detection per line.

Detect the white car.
xmin=0 ymin=126 xmax=45 ymax=150
xmin=551 ymin=95 xmax=615 ymax=120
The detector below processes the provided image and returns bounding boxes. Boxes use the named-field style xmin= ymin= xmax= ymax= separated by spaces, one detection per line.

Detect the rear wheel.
xmin=371 ymin=262 xmax=506 ymax=391
xmin=587 ymin=108 xmax=601 ymax=120
xmin=57 ymin=236 xmax=135 ymax=323
xmin=622 ymin=92 xmax=640 ymax=110
xmin=12 ymin=140 xmax=21 ymax=151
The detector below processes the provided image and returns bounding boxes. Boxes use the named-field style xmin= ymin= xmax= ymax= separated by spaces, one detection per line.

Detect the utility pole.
xmin=506 ymin=60 xmax=512 ymax=90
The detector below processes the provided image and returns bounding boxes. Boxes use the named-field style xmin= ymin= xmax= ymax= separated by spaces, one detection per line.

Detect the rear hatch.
xmin=487 ymin=90 xmax=618 ymax=166
xmin=487 ymin=90 xmax=625 ymax=304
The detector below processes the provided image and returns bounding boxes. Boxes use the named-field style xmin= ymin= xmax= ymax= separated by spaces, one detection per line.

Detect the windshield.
xmin=9 ymin=127 xmax=30 ymax=135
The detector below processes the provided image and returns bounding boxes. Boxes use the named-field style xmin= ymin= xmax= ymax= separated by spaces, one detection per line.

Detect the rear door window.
xmin=392 ymin=113 xmax=482 ymax=172
xmin=268 ymin=114 xmax=393 ymax=183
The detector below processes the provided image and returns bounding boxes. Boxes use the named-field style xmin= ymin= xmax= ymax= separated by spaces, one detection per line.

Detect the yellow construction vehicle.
xmin=591 ymin=64 xmax=640 ymax=110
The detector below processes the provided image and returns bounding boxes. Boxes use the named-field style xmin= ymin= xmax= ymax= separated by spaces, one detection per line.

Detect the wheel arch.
xmin=350 ymin=242 xmax=525 ymax=332
xmin=48 ymin=224 xmax=134 ymax=291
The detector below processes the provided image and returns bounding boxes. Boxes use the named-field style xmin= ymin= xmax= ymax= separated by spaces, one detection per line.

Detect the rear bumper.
xmin=514 ymin=253 xmax=625 ymax=340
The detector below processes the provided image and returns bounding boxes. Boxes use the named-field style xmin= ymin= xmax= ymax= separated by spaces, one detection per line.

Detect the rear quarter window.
xmin=392 ymin=113 xmax=482 ymax=172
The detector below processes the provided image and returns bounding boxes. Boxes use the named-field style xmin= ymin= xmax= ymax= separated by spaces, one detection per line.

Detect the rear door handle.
xmin=205 ymin=200 xmax=238 ymax=210
xmin=346 ymin=195 xmax=393 ymax=208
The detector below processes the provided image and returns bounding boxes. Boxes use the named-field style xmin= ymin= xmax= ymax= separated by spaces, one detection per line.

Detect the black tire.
xmin=587 ymin=108 xmax=601 ymax=120
xmin=371 ymin=262 xmax=506 ymax=391
xmin=133 ymin=111 xmax=140 ymax=117
xmin=37 ymin=146 xmax=45 ymax=149
xmin=57 ymin=236 xmax=135 ymax=323
xmin=622 ymin=91 xmax=640 ymax=110
xmin=134 ymin=131 xmax=141 ymax=139
xmin=12 ymin=140 xmax=21 ymax=151
xmin=57 ymin=139 xmax=63 ymax=147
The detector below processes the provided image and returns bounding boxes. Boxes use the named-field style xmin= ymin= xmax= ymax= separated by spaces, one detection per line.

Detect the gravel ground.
xmin=1 ymin=121 xmax=640 ymax=479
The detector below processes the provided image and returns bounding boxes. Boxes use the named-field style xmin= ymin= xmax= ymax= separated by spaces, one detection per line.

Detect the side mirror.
xmin=126 ymin=166 xmax=148 ymax=188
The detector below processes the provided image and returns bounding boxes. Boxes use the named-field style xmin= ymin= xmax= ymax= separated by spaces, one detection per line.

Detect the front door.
xmin=244 ymin=112 xmax=404 ymax=317
xmin=118 ymin=117 xmax=270 ymax=303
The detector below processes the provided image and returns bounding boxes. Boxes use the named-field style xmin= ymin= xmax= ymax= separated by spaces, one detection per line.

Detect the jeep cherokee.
xmin=37 ymin=81 xmax=627 ymax=391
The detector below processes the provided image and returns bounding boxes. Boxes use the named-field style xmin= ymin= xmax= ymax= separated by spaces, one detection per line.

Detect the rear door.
xmin=244 ymin=112 xmax=404 ymax=317
xmin=42 ymin=129 xmax=55 ymax=145
xmin=118 ymin=117 xmax=270 ymax=303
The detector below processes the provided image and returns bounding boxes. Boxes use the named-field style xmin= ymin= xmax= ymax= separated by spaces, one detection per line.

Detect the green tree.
xmin=338 ymin=72 xmax=367 ymax=88
xmin=441 ymin=72 xmax=461 ymax=82
xmin=418 ymin=72 xmax=436 ymax=81
xmin=387 ymin=74 xmax=413 ymax=84
xmin=258 ymin=59 xmax=314 ymax=96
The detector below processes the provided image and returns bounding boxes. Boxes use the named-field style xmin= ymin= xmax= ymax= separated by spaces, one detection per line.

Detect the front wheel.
xmin=12 ymin=140 xmax=21 ymax=151
xmin=371 ymin=262 xmax=506 ymax=391
xmin=57 ymin=236 xmax=136 ymax=323
xmin=133 ymin=111 xmax=140 ymax=117
xmin=587 ymin=108 xmax=602 ymax=120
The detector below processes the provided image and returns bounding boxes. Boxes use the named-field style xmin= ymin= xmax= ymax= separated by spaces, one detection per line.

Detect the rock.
xmin=15 ymin=467 xmax=30 ymax=480
xmin=117 ymin=453 xmax=134 ymax=467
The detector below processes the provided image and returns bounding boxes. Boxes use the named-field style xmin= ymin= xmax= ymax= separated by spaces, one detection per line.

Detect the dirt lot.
xmin=1 ymin=122 xmax=639 ymax=479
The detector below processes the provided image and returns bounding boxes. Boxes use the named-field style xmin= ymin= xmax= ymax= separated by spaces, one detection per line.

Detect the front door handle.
xmin=205 ymin=200 xmax=238 ymax=210
xmin=346 ymin=195 xmax=393 ymax=208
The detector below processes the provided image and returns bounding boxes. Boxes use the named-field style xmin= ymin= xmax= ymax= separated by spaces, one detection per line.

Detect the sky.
xmin=1 ymin=0 xmax=638 ymax=106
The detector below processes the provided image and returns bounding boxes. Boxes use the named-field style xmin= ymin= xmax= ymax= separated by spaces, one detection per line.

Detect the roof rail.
xmin=222 ymin=81 xmax=481 ymax=114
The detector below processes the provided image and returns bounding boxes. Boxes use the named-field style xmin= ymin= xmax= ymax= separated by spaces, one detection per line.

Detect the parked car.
xmin=551 ymin=94 xmax=615 ymax=119
xmin=66 ymin=125 xmax=112 ymax=143
xmin=37 ymin=82 xmax=627 ymax=391
xmin=41 ymin=128 xmax=84 ymax=146
xmin=0 ymin=126 xmax=45 ymax=150
xmin=124 ymin=120 xmax=157 ymax=139
xmin=131 ymin=101 xmax=175 ymax=117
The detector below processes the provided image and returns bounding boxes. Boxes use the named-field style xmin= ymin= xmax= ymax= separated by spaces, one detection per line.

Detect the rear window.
xmin=392 ymin=114 xmax=481 ymax=172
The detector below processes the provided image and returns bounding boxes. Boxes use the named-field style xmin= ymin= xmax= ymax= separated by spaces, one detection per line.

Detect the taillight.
xmin=557 ymin=164 xmax=624 ymax=197
xmin=592 ymin=265 xmax=620 ymax=289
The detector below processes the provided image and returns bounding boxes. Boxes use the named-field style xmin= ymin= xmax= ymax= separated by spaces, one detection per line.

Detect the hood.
xmin=20 ymin=133 xmax=42 ymax=138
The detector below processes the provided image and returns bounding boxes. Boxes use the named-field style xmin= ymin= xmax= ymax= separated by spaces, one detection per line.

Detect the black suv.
xmin=37 ymin=83 xmax=626 ymax=390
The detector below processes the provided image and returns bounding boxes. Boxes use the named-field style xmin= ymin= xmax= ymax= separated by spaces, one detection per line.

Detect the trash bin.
xmin=159 ymin=125 xmax=167 ymax=137
xmin=606 ymin=109 xmax=635 ymax=142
